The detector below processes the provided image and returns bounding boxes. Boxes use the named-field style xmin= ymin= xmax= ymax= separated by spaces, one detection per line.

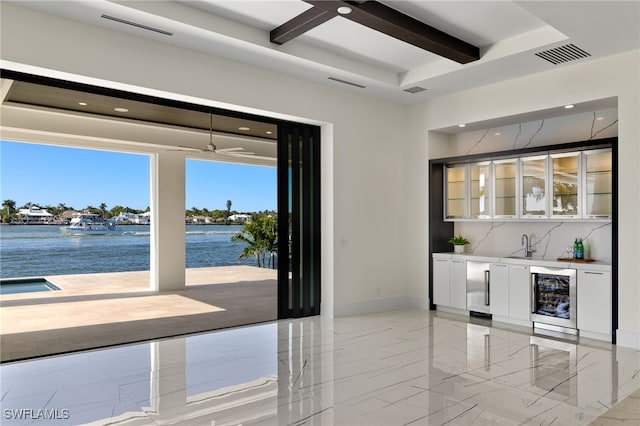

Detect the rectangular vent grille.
xmin=101 ymin=14 xmax=173 ymax=36
xmin=534 ymin=43 xmax=590 ymax=65
xmin=403 ymin=86 xmax=426 ymax=94
xmin=328 ymin=77 xmax=366 ymax=89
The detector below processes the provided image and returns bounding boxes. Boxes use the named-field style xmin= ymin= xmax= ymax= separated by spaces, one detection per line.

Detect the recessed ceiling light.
xmin=596 ymin=116 xmax=604 ymax=121
xmin=238 ymin=126 xmax=250 ymax=131
xmin=78 ymin=102 xmax=88 ymax=106
xmin=458 ymin=124 xmax=466 ymax=128
xmin=564 ymin=104 xmax=575 ymax=109
xmin=337 ymin=6 xmax=352 ymax=14
xmin=494 ymin=132 xmax=501 ymax=136
xmin=114 ymin=107 xmax=129 ymax=112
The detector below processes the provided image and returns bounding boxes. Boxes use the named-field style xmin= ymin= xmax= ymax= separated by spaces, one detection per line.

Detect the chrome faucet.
xmin=521 ymin=234 xmax=532 ymax=257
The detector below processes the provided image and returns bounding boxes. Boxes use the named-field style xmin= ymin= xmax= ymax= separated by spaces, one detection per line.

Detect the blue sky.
xmin=0 ymin=141 xmax=276 ymax=212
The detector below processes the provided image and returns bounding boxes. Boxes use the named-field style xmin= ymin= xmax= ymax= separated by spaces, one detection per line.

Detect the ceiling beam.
xmin=302 ymin=0 xmax=480 ymax=64
xmin=270 ymin=6 xmax=336 ymax=45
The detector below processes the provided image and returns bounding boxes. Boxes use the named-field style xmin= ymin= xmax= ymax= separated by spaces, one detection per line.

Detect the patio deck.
xmin=0 ymin=266 xmax=277 ymax=362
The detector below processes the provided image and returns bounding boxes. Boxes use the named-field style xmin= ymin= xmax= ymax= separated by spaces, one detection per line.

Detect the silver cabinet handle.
xmin=584 ymin=271 xmax=603 ymax=275
xmin=485 ymin=270 xmax=490 ymax=305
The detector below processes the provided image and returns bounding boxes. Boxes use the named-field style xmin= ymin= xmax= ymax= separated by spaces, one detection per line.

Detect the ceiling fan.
xmin=170 ymin=114 xmax=275 ymax=162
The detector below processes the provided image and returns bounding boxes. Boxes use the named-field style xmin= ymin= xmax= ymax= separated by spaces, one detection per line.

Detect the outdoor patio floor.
xmin=0 ymin=265 xmax=277 ymax=362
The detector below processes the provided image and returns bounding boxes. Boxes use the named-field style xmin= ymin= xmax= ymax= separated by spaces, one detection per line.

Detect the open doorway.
xmin=0 ymin=71 xmax=320 ymax=361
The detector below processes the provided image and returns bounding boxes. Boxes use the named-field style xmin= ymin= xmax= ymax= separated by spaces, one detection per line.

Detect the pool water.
xmin=0 ymin=278 xmax=61 ymax=295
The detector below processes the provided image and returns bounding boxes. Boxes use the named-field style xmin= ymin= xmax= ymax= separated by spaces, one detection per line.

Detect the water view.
xmin=0 ymin=224 xmax=256 ymax=279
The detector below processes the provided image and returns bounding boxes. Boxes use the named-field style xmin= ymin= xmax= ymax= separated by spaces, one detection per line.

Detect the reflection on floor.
xmin=0 ymin=309 xmax=638 ymax=425
xmin=0 ymin=266 xmax=277 ymax=362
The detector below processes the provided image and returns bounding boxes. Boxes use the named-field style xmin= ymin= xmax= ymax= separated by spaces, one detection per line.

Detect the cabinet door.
xmin=551 ymin=153 xmax=580 ymax=218
xmin=445 ymin=165 xmax=467 ymax=219
xmin=494 ymin=160 xmax=518 ymax=218
xmin=577 ymin=270 xmax=611 ymax=335
xmin=433 ymin=258 xmax=450 ymax=306
xmin=470 ymin=162 xmax=491 ymax=218
xmin=583 ymin=149 xmax=612 ymax=219
xmin=490 ymin=263 xmax=509 ymax=316
xmin=508 ymin=265 xmax=530 ymax=321
xmin=450 ymin=259 xmax=467 ymax=309
xmin=521 ymin=156 xmax=548 ymax=218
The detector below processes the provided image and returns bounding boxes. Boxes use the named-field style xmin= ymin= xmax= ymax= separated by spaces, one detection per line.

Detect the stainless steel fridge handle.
xmin=530 ymin=273 xmax=537 ymax=314
xmin=484 ymin=270 xmax=490 ymax=306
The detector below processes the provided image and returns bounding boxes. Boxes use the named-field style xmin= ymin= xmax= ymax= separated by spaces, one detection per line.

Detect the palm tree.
xmin=231 ymin=215 xmax=277 ymax=268
xmin=99 ymin=202 xmax=108 ymax=219
xmin=225 ymin=200 xmax=232 ymax=225
xmin=3 ymin=199 xmax=16 ymax=216
xmin=2 ymin=199 xmax=16 ymax=223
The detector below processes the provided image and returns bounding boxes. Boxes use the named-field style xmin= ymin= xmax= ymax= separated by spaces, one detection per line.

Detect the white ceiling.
xmin=7 ymin=0 xmax=640 ymax=104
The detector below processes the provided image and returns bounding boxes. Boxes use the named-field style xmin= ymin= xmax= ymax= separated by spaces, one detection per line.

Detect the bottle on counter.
xmin=573 ymin=238 xmax=579 ymax=259
xmin=575 ymin=238 xmax=584 ymax=259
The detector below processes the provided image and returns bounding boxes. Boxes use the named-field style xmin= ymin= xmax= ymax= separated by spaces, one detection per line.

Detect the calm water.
xmin=0 ymin=224 xmax=256 ymax=279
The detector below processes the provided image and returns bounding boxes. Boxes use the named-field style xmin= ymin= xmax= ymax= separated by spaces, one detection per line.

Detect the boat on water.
xmin=60 ymin=213 xmax=120 ymax=236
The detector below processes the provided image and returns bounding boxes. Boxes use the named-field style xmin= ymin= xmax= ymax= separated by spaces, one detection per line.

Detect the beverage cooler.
xmin=530 ymin=266 xmax=577 ymax=331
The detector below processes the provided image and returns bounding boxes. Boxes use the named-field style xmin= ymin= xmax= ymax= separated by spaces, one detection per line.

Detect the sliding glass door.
xmin=277 ymin=124 xmax=321 ymax=318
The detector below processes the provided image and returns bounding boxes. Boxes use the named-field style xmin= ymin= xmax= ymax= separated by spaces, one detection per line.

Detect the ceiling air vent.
xmin=328 ymin=77 xmax=366 ymax=89
xmin=534 ymin=44 xmax=591 ymax=65
xmin=101 ymin=14 xmax=173 ymax=36
xmin=403 ymin=86 xmax=426 ymax=94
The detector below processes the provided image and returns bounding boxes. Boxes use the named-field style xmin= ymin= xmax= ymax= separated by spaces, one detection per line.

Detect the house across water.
xmin=14 ymin=206 xmax=54 ymax=224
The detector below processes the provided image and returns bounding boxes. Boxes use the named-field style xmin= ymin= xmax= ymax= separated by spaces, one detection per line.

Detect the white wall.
xmin=0 ymin=3 xmax=408 ymax=317
xmin=405 ymin=50 xmax=640 ymax=348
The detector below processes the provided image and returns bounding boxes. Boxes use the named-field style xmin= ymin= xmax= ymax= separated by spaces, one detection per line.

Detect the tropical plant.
xmin=225 ymin=199 xmax=232 ymax=225
xmin=99 ymin=202 xmax=109 ymax=219
xmin=1 ymin=199 xmax=16 ymax=223
xmin=231 ymin=215 xmax=277 ymax=268
xmin=448 ymin=235 xmax=470 ymax=246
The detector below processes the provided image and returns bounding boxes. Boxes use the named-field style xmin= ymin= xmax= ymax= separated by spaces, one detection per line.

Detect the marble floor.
xmin=0 ymin=309 xmax=638 ymax=426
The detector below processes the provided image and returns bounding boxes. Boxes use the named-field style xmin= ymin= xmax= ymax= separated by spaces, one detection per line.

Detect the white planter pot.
xmin=454 ymin=245 xmax=465 ymax=254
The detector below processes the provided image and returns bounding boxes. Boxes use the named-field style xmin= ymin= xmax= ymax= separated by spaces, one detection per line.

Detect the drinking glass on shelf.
xmin=565 ymin=245 xmax=574 ymax=259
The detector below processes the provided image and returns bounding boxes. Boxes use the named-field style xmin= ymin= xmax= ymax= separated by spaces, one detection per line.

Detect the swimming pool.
xmin=0 ymin=278 xmax=61 ymax=295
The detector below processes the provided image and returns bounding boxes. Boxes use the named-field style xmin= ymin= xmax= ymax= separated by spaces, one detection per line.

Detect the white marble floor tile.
xmin=1 ymin=309 xmax=639 ymax=426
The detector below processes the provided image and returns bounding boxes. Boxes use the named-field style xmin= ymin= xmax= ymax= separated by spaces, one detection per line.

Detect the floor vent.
xmin=534 ymin=43 xmax=591 ymax=65
xmin=403 ymin=86 xmax=427 ymax=94
xmin=101 ymin=14 xmax=174 ymax=36
xmin=328 ymin=77 xmax=366 ymax=89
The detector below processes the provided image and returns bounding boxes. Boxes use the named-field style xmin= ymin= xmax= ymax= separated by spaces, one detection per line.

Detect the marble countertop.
xmin=432 ymin=252 xmax=612 ymax=271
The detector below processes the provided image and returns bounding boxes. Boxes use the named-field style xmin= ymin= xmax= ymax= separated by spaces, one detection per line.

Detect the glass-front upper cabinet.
xmin=521 ymin=155 xmax=548 ymax=218
xmin=493 ymin=159 xmax=518 ymax=218
xmin=583 ymin=149 xmax=612 ymax=218
xmin=551 ymin=153 xmax=580 ymax=218
xmin=470 ymin=162 xmax=491 ymax=218
xmin=445 ymin=165 xmax=467 ymax=219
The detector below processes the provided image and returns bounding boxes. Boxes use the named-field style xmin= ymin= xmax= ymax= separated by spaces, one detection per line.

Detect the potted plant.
xmin=448 ymin=235 xmax=470 ymax=254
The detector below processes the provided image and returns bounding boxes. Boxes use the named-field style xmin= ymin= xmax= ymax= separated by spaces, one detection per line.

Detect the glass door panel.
xmin=584 ymin=149 xmax=612 ymax=218
xmin=445 ymin=165 xmax=467 ymax=219
xmin=494 ymin=160 xmax=517 ymax=217
xmin=552 ymin=154 xmax=580 ymax=218
xmin=470 ymin=163 xmax=491 ymax=218
xmin=521 ymin=156 xmax=548 ymax=218
xmin=277 ymin=124 xmax=321 ymax=319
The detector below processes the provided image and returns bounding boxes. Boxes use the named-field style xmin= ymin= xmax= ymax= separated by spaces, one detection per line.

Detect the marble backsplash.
xmin=453 ymin=220 xmax=612 ymax=263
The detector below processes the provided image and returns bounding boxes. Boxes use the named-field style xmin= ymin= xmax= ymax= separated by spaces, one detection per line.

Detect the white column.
xmin=150 ymin=151 xmax=186 ymax=291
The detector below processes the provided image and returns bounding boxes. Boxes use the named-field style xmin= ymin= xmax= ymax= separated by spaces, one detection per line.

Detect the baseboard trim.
xmin=334 ymin=297 xmax=412 ymax=317
xmin=616 ymin=329 xmax=640 ymax=349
